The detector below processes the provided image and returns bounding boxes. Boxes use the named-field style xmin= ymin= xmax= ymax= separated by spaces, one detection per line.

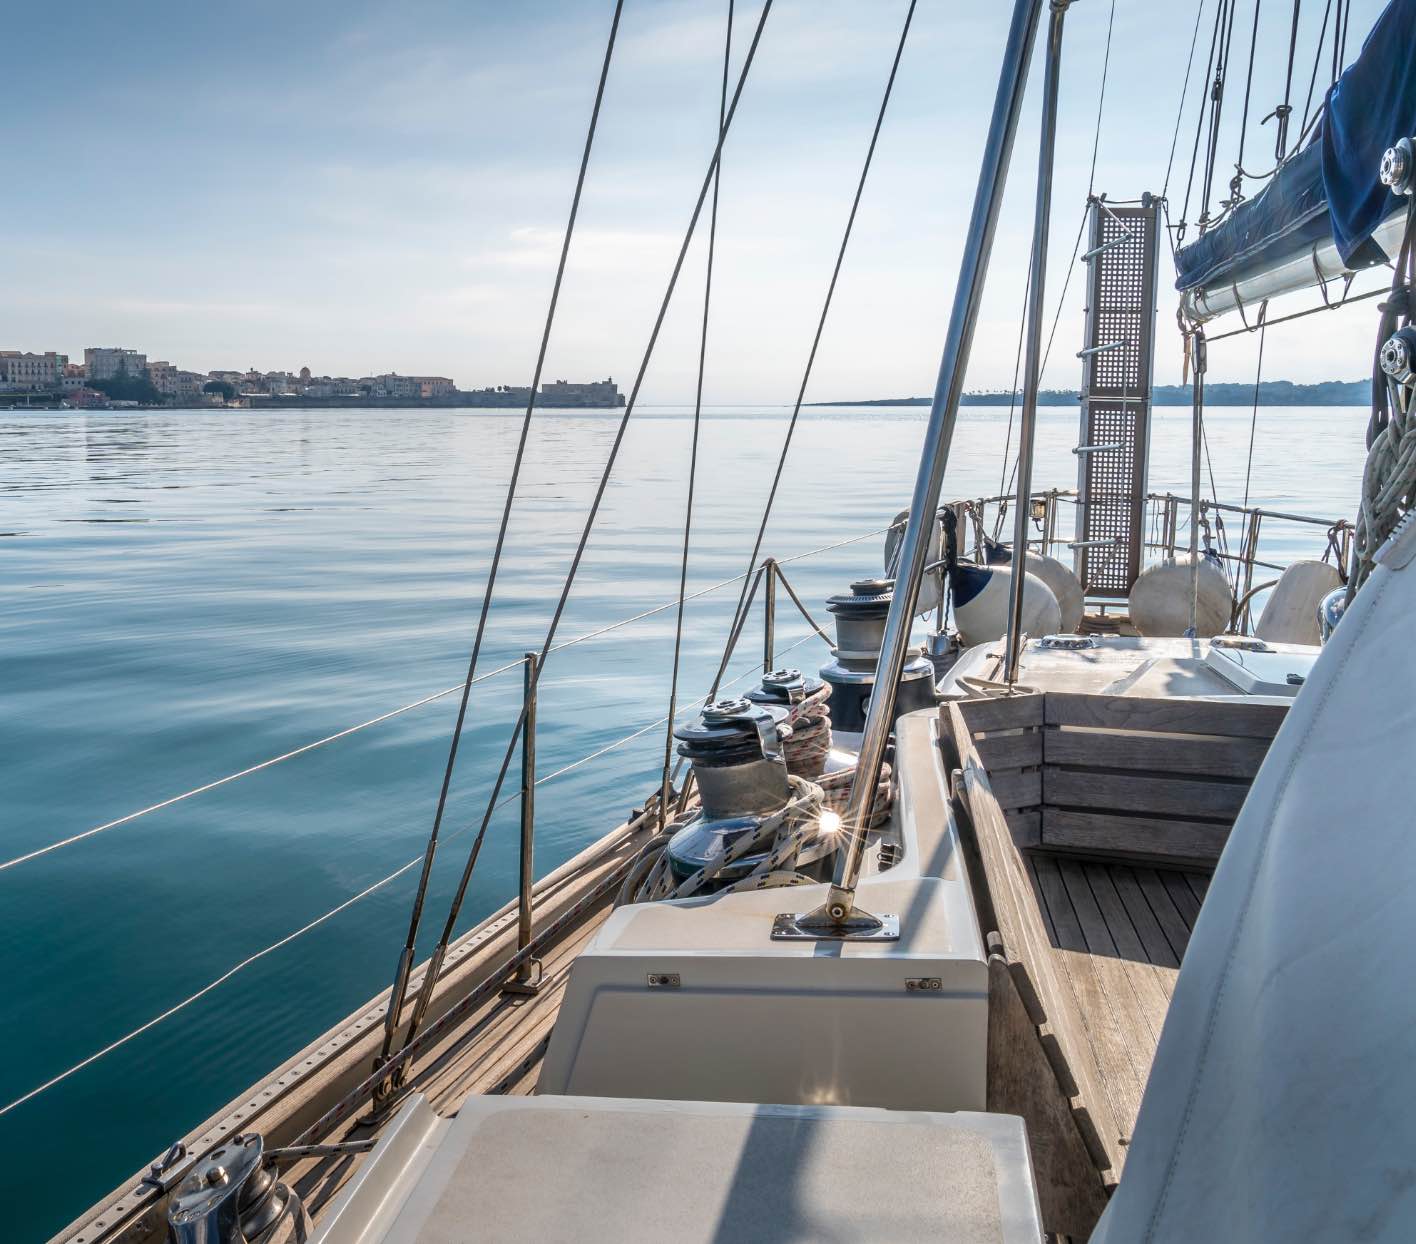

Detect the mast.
xmin=1003 ymin=0 xmax=1070 ymax=685
xmin=779 ymin=0 xmax=1047 ymax=936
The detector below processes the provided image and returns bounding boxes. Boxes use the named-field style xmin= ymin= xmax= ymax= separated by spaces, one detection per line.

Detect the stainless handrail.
xmin=1004 ymin=0 xmax=1069 ymax=686
xmin=803 ymin=0 xmax=1046 ymax=934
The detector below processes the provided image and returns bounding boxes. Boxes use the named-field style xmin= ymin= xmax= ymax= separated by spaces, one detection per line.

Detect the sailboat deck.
xmin=945 ymin=688 xmax=1282 ymax=1208
xmin=285 ymin=907 xmax=605 ymax=1224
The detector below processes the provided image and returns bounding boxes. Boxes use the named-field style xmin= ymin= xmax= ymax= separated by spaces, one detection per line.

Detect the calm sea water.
xmin=0 ymin=403 xmax=1367 ymax=1238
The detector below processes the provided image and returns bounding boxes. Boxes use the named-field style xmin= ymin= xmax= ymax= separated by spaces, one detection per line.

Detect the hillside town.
xmin=0 ymin=346 xmax=625 ymax=409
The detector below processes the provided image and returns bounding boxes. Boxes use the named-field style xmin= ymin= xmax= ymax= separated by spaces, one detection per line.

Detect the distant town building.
xmin=147 ymin=360 xmax=179 ymax=398
xmin=539 ymin=377 xmax=624 ymax=407
xmin=304 ymin=376 xmax=363 ymax=397
xmin=84 ymin=347 xmax=147 ymax=382
xmin=175 ymin=371 xmax=207 ymax=401
xmin=66 ymin=386 xmax=107 ymax=408
xmin=62 ymin=363 xmax=87 ymax=391
xmin=0 ymin=350 xmax=68 ymax=390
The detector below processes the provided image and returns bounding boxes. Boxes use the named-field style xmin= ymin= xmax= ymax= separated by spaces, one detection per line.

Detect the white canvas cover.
xmin=1093 ymin=520 xmax=1416 ymax=1241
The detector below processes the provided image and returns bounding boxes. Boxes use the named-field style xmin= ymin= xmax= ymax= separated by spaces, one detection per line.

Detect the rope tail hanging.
xmin=1351 ymin=198 xmax=1416 ymax=598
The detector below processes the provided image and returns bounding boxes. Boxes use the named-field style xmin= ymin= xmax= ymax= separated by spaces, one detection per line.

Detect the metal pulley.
xmin=168 ymin=1134 xmax=308 ymax=1244
xmin=1380 ymin=135 xmax=1416 ymax=195
xmin=819 ymin=578 xmax=937 ymax=734
xmin=1379 ymin=325 xmax=1416 ymax=388
xmin=667 ymin=699 xmax=793 ymax=886
xmin=744 ymin=667 xmax=823 ymax=709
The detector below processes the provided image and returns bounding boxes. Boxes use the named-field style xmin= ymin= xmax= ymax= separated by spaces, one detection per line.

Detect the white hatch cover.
xmin=314 ymin=1094 xmax=1043 ymax=1244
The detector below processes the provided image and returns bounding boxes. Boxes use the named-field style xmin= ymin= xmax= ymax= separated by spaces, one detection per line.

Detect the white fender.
xmin=984 ymin=542 xmax=1085 ymax=633
xmin=1255 ymin=559 xmax=1343 ymax=645
xmin=1128 ymin=554 xmax=1234 ymax=637
xmin=950 ymin=561 xmax=1061 ymax=647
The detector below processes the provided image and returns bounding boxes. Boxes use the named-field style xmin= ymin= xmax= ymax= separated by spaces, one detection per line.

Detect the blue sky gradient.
xmin=6 ymin=0 xmax=1390 ymax=398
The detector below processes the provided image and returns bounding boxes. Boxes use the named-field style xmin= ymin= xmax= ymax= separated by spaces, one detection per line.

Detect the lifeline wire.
xmin=376 ymin=0 xmax=629 ymax=1068
xmin=0 ymin=639 xmax=817 ymax=1124
xmin=0 ymin=524 xmax=894 ymax=877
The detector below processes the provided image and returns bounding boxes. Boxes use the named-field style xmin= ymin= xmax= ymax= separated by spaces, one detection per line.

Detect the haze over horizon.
xmin=9 ymin=0 xmax=1390 ymax=402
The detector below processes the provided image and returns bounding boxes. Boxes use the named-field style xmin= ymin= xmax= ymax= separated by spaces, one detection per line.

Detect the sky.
xmin=5 ymin=0 xmax=1393 ymax=400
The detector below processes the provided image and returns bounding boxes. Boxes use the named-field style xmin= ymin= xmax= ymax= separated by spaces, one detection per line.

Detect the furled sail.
xmin=1177 ymin=0 xmax=1416 ymax=321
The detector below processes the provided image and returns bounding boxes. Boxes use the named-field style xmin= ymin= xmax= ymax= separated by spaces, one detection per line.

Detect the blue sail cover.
xmin=1175 ymin=0 xmax=1416 ymax=292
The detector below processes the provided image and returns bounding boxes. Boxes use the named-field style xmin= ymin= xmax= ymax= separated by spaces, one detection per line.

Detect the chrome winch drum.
xmin=666 ymin=698 xmax=791 ymax=887
xmin=167 ymin=1134 xmax=308 ymax=1244
xmin=820 ymin=578 xmax=937 ymax=734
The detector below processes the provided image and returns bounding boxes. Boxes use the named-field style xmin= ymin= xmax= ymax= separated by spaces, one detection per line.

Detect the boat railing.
xmin=955 ymin=487 xmax=1351 ymax=630
xmin=0 ymin=522 xmax=884 ymax=1124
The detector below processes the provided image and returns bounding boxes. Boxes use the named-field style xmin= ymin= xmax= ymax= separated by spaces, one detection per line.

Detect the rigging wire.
xmin=991 ymin=262 xmax=1033 ymax=538
xmin=1297 ymin=0 xmax=1334 ymax=140
xmin=1163 ymin=0 xmax=1211 ymax=202
xmin=374 ymin=0 xmax=628 ymax=1073
xmin=701 ymin=0 xmax=918 ymax=705
xmin=1229 ymin=0 xmax=1264 ymax=206
xmin=386 ymin=0 xmax=780 ymax=1068
xmin=1087 ymin=0 xmax=1117 ymax=199
xmin=0 ymin=637 xmax=820 ymax=1124
xmin=660 ymin=0 xmax=733 ymax=827
xmin=1178 ymin=0 xmax=1225 ymax=241
xmin=1200 ymin=0 xmax=1240 ymax=227
xmin=1241 ymin=304 xmax=1270 ymax=511
xmin=1266 ymin=0 xmax=1302 ymax=162
xmin=997 ymin=0 xmax=1116 ymax=525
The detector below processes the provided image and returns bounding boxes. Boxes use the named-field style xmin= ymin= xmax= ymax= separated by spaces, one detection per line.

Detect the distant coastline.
xmin=811 ymin=379 xmax=1371 ymax=407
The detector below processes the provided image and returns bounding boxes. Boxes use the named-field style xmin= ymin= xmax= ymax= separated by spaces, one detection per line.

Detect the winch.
xmin=167 ymin=1134 xmax=307 ymax=1244
xmin=820 ymin=578 xmax=938 ymax=734
xmin=666 ymin=698 xmax=792 ymax=887
xmin=745 ymin=667 xmax=832 ymax=779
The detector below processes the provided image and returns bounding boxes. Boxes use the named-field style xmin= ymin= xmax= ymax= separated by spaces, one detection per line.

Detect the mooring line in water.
xmin=0 ymin=643 xmax=815 ymax=1120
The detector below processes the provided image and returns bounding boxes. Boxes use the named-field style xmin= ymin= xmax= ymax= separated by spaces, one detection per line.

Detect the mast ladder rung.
xmin=1074 ymin=194 xmax=1161 ymax=596
xmin=1076 ymin=339 xmax=1128 ymax=358
xmin=1081 ymin=230 xmax=1134 ymax=262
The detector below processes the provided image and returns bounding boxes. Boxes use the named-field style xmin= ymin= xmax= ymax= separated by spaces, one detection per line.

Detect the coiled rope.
xmin=1351 ymin=204 xmax=1416 ymax=595
xmin=620 ymin=774 xmax=827 ymax=906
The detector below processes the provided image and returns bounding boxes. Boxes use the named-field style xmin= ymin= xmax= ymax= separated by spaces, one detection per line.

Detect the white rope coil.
xmin=623 ymin=775 xmax=828 ymax=906
xmin=1353 ymin=386 xmax=1416 ymax=592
